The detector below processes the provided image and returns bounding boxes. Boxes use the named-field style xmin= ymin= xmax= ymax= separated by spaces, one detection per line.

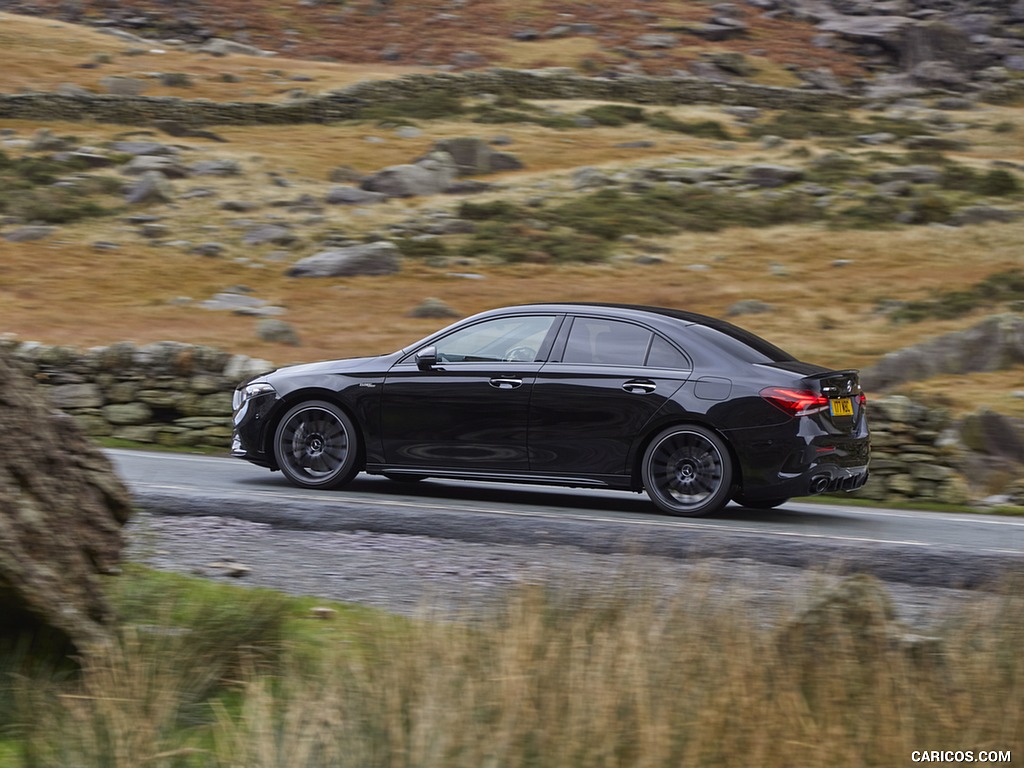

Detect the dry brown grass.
xmin=0 ymin=0 xmax=868 ymax=80
xmin=15 ymin=573 xmax=1024 ymax=767
xmin=0 ymin=11 xmax=1022 ymax=417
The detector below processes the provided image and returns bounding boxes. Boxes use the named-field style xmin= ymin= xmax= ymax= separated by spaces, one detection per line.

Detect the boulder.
xmin=959 ymin=409 xmax=1024 ymax=464
xmin=407 ymin=297 xmax=460 ymax=319
xmin=0 ymin=351 xmax=132 ymax=657
xmin=325 ymin=186 xmax=387 ymax=205
xmin=742 ymin=164 xmax=804 ymax=187
xmin=361 ymin=152 xmax=457 ymax=197
xmin=431 ymin=138 xmax=526 ymax=176
xmin=124 ymin=172 xmax=174 ymax=205
xmin=287 ymin=242 xmax=402 ymax=278
xmin=862 ymin=314 xmax=1024 ymax=390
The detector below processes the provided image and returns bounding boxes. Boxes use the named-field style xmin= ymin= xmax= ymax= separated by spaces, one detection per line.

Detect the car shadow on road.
xmin=240 ymin=472 xmax=843 ymax=525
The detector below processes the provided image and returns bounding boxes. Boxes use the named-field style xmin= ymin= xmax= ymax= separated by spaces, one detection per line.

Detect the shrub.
xmin=457 ymin=200 xmax=522 ymax=221
xmin=580 ymin=104 xmax=646 ymax=126
xmin=394 ymin=237 xmax=450 ymax=259
xmin=939 ymin=163 xmax=978 ymax=190
xmin=976 ymin=168 xmax=1019 ymax=196
xmin=356 ymin=90 xmax=464 ymax=122
xmin=749 ymin=110 xmax=928 ymax=140
xmin=645 ymin=112 xmax=733 ymax=140
xmin=889 ymin=268 xmax=1024 ymax=322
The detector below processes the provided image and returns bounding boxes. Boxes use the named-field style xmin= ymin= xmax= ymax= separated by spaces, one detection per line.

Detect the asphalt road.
xmin=110 ymin=449 xmax=1024 ymax=589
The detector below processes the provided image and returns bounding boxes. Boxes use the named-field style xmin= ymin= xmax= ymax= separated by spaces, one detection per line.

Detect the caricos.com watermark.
xmin=911 ymin=751 xmax=1012 ymax=764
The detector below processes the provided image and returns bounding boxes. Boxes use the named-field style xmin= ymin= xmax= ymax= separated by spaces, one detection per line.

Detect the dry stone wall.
xmin=0 ymin=337 xmax=995 ymax=505
xmin=0 ymin=69 xmax=860 ymax=127
xmin=2 ymin=338 xmax=271 ymax=451
xmin=855 ymin=395 xmax=972 ymax=505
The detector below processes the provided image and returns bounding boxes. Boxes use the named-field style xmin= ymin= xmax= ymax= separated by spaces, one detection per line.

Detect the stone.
xmin=48 ymin=383 xmax=104 ymax=409
xmin=361 ymin=153 xmax=457 ymax=197
xmin=949 ymin=206 xmax=1023 ymax=227
xmin=199 ymin=38 xmax=271 ymax=57
xmin=256 ymin=319 xmax=301 ymax=346
xmin=243 ymin=225 xmax=298 ymax=246
xmin=407 ymin=297 xmax=460 ymax=319
xmin=189 ymin=160 xmax=242 ymax=176
xmin=727 ymin=299 xmax=774 ymax=316
xmin=325 ymin=186 xmax=387 ymax=205
xmin=635 ymin=33 xmax=680 ymax=48
xmin=110 ymin=141 xmax=178 ymax=157
xmin=3 ymin=226 xmax=57 ymax=243
xmin=287 ymin=242 xmax=402 ymax=278
xmin=431 ymin=138 xmax=524 ymax=176
xmin=862 ymin=315 xmax=1024 ymax=391
xmin=125 ymin=172 xmax=174 ymax=205
xmin=742 ymin=164 xmax=803 ymax=187
xmin=103 ymin=403 xmax=154 ymax=426
xmin=0 ymin=351 xmax=132 ymax=658
xmin=100 ymin=76 xmax=147 ymax=96
xmin=959 ymin=409 xmax=1024 ymax=463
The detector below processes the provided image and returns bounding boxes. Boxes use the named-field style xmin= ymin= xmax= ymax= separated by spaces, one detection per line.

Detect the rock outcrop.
xmin=0 ymin=350 xmax=133 ymax=658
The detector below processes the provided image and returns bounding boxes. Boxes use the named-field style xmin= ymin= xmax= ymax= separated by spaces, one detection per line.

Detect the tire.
xmin=732 ymin=494 xmax=789 ymax=510
xmin=641 ymin=425 xmax=733 ymax=517
xmin=273 ymin=400 xmax=361 ymax=489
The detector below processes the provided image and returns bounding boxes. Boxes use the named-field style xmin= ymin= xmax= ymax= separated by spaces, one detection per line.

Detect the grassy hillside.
xmin=0 ymin=10 xmax=1022 ymax=417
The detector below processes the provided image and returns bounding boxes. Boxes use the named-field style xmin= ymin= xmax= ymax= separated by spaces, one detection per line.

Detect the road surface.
xmin=110 ymin=449 xmax=1024 ymax=588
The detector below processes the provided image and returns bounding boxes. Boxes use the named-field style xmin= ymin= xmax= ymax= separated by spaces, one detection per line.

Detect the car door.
xmin=528 ymin=315 xmax=692 ymax=479
xmin=381 ymin=314 xmax=560 ymax=471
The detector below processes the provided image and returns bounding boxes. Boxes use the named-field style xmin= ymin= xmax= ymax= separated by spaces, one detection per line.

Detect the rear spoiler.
xmin=802 ymin=369 xmax=862 ymax=397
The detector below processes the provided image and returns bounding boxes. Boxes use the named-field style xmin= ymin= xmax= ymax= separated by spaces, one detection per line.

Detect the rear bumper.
xmin=726 ymin=418 xmax=870 ymax=502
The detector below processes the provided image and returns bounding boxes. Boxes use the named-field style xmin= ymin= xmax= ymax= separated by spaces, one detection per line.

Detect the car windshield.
xmin=435 ymin=315 xmax=555 ymax=363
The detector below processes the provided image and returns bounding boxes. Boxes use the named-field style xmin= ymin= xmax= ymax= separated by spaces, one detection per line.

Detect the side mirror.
xmin=415 ymin=346 xmax=438 ymax=371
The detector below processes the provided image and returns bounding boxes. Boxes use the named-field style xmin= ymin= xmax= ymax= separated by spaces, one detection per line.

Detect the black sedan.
xmin=232 ymin=303 xmax=869 ymax=516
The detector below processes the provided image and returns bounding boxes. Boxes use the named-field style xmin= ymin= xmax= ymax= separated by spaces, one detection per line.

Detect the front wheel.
xmin=273 ymin=400 xmax=361 ymax=489
xmin=641 ymin=425 xmax=733 ymax=517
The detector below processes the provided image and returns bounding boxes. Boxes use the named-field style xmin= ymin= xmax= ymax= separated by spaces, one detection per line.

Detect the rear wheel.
xmin=642 ymin=425 xmax=733 ymax=517
xmin=273 ymin=400 xmax=361 ymax=489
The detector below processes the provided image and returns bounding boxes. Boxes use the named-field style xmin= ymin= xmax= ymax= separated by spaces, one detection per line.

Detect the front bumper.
xmin=231 ymin=390 xmax=279 ymax=468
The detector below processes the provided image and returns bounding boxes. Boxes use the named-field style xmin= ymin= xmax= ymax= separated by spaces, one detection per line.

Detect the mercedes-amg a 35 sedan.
xmin=232 ymin=303 xmax=869 ymax=516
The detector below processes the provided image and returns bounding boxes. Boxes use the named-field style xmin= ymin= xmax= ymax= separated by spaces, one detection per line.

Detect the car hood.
xmin=266 ymin=354 xmax=392 ymax=380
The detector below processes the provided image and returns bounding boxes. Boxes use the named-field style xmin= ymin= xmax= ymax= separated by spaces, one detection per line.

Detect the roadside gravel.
xmin=124 ymin=512 xmax=993 ymax=629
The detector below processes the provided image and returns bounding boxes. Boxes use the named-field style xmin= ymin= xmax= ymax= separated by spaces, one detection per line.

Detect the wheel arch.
xmin=262 ymin=388 xmax=367 ymax=471
xmin=630 ymin=417 xmax=743 ymax=492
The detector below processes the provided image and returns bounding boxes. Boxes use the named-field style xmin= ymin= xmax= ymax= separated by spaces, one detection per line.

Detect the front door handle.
xmin=622 ymin=379 xmax=657 ymax=394
xmin=490 ymin=377 xmax=523 ymax=390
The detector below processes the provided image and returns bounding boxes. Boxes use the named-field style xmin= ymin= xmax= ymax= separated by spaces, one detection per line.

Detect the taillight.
xmin=760 ymin=387 xmax=830 ymax=417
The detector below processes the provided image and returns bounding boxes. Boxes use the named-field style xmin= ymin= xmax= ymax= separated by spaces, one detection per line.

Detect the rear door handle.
xmin=622 ymin=379 xmax=657 ymax=394
xmin=490 ymin=377 xmax=523 ymax=389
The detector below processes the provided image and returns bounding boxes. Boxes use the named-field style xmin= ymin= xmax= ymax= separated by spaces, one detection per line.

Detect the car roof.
xmin=504 ymin=302 xmax=795 ymax=362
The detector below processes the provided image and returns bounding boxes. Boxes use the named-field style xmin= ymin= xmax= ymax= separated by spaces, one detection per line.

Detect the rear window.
xmin=690 ymin=323 xmax=795 ymax=364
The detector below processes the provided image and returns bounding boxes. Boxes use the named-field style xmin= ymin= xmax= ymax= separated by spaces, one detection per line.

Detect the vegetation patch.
xmin=3 ymin=568 xmax=1022 ymax=767
xmin=748 ymin=109 xmax=930 ymax=141
xmin=887 ymin=268 xmax=1024 ymax=322
xmin=353 ymin=89 xmax=465 ymax=122
xmin=0 ymin=149 xmax=120 ymax=224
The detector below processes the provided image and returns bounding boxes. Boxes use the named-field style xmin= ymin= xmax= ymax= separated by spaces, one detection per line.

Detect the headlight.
xmin=232 ymin=381 xmax=276 ymax=411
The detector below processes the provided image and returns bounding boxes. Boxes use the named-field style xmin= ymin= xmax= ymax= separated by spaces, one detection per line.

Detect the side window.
xmin=563 ymin=318 xmax=652 ymax=366
xmin=434 ymin=315 xmax=555 ymax=364
xmin=646 ymin=334 xmax=690 ymax=369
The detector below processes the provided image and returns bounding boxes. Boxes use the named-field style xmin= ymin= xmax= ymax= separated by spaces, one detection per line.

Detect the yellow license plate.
xmin=830 ymin=398 xmax=854 ymax=417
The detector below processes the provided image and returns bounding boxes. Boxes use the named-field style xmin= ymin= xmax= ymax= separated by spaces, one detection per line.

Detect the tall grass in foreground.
xmin=9 ymin=572 xmax=1024 ymax=767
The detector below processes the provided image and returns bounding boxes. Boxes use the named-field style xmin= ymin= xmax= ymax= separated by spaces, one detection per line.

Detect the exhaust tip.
xmin=811 ymin=476 xmax=831 ymax=494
